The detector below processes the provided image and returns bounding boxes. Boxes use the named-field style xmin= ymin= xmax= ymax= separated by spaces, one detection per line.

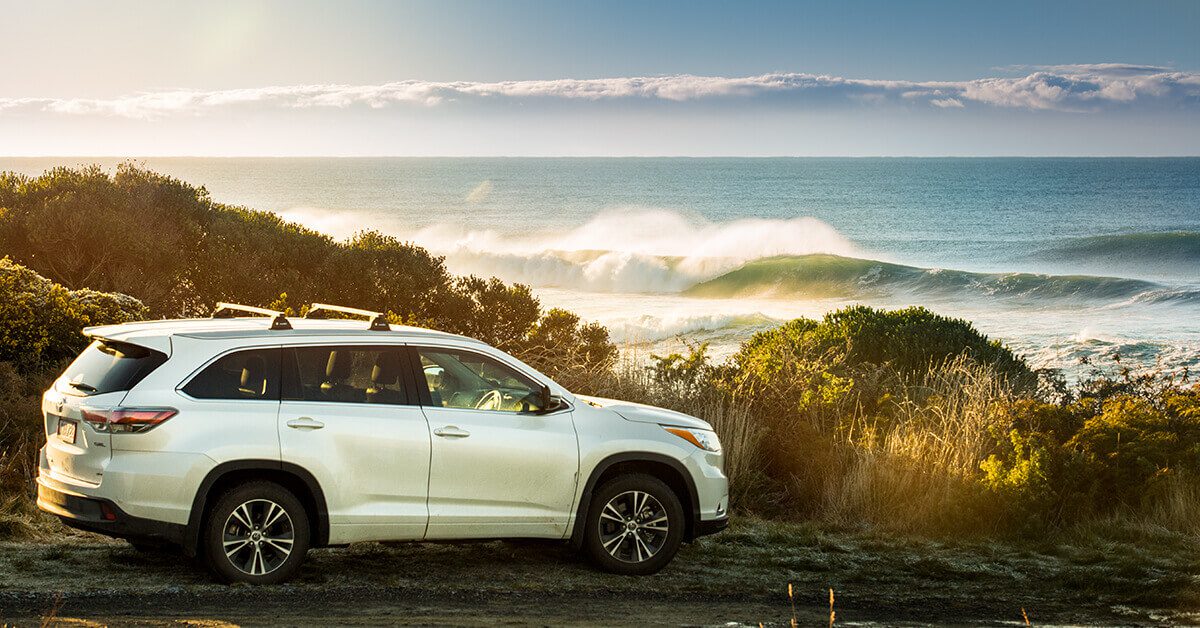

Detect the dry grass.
xmin=0 ymin=362 xmax=62 ymax=540
xmin=817 ymin=356 xmax=1013 ymax=533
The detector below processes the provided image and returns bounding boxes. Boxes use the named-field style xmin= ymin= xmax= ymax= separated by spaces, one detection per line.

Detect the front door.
xmin=278 ymin=345 xmax=430 ymax=543
xmin=412 ymin=346 xmax=579 ymax=539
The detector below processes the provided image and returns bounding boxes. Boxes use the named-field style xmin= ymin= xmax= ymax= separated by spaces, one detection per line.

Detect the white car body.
xmin=36 ymin=314 xmax=728 ymax=579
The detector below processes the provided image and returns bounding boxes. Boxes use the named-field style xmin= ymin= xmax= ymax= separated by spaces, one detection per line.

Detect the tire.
xmin=202 ymin=481 xmax=310 ymax=584
xmin=583 ymin=473 xmax=685 ymax=575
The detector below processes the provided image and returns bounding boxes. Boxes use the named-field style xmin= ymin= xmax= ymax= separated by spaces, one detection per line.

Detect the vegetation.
xmin=0 ymin=164 xmax=614 ymax=360
xmin=1 ymin=164 xmax=1198 ymax=552
xmin=586 ymin=308 xmax=1200 ymax=538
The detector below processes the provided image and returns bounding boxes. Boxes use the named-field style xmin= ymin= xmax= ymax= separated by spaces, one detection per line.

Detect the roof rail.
xmin=211 ymin=302 xmax=292 ymax=330
xmin=306 ymin=303 xmax=391 ymax=331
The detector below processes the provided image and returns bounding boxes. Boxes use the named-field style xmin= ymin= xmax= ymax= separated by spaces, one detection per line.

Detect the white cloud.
xmin=1 ymin=65 xmax=1196 ymax=119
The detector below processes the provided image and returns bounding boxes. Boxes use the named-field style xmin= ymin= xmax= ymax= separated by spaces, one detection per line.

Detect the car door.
xmin=411 ymin=345 xmax=579 ymax=540
xmin=277 ymin=345 xmax=431 ymax=543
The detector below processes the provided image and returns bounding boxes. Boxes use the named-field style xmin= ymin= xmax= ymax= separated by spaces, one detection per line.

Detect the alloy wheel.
xmin=597 ymin=490 xmax=670 ymax=563
xmin=221 ymin=498 xmax=295 ymax=576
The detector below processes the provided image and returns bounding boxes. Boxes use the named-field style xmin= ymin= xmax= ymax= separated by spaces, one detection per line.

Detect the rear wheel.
xmin=583 ymin=474 xmax=684 ymax=575
xmin=202 ymin=481 xmax=310 ymax=584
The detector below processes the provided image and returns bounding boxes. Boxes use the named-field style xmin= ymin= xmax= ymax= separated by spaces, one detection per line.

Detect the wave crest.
xmin=420 ymin=208 xmax=861 ymax=292
xmin=685 ymin=254 xmax=1198 ymax=304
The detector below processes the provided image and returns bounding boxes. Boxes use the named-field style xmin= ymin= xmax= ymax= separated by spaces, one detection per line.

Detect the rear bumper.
xmin=36 ymin=476 xmax=186 ymax=545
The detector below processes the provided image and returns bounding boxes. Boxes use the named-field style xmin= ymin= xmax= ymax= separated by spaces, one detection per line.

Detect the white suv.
xmin=36 ymin=304 xmax=728 ymax=583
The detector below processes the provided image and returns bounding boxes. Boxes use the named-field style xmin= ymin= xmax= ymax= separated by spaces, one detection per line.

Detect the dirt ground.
xmin=2 ymin=518 xmax=1199 ymax=626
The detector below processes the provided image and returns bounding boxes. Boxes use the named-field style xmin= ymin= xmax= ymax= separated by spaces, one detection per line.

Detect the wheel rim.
xmin=597 ymin=490 xmax=669 ymax=563
xmin=222 ymin=499 xmax=295 ymax=576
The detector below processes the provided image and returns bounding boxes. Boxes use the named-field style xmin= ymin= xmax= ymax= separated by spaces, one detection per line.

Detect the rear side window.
xmin=183 ymin=349 xmax=281 ymax=400
xmin=283 ymin=346 xmax=411 ymax=405
xmin=60 ymin=340 xmax=167 ymax=396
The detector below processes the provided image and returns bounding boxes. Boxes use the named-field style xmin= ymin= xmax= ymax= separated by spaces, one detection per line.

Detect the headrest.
xmin=240 ymin=355 xmax=266 ymax=393
xmin=326 ymin=350 xmax=353 ymax=381
xmin=371 ymin=351 xmax=402 ymax=386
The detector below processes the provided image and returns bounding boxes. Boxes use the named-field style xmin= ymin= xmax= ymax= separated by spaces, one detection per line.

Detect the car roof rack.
xmin=306 ymin=303 xmax=391 ymax=331
xmin=211 ymin=302 xmax=293 ymax=330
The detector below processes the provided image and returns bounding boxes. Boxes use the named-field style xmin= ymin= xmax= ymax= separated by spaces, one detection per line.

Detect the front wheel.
xmin=202 ymin=481 xmax=310 ymax=584
xmin=583 ymin=474 xmax=685 ymax=575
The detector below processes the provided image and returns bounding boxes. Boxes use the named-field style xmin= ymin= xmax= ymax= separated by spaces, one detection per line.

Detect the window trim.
xmin=280 ymin=344 xmax=421 ymax=408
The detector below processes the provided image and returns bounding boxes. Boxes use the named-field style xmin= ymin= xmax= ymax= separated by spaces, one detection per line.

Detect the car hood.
xmin=575 ymin=395 xmax=713 ymax=430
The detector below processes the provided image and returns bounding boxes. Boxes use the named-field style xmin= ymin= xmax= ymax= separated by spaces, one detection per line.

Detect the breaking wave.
xmin=419 ymin=208 xmax=862 ymax=292
xmin=684 ymin=254 xmax=1200 ymax=304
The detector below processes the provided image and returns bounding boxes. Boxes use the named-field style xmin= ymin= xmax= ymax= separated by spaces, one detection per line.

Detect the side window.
xmin=284 ymin=346 xmax=410 ymax=405
xmin=416 ymin=348 xmax=543 ymax=413
xmin=183 ymin=349 xmax=280 ymax=400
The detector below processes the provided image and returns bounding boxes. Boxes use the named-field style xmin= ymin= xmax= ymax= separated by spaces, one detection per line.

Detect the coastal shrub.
xmin=716 ymin=306 xmax=1034 ymax=517
xmin=1069 ymin=388 xmax=1200 ymax=504
xmin=0 ymin=165 xmax=207 ymax=314
xmin=0 ymin=263 xmax=147 ymax=538
xmin=518 ymin=308 xmax=619 ymax=391
xmin=0 ymin=257 xmax=148 ymax=367
xmin=0 ymin=164 xmax=547 ymax=343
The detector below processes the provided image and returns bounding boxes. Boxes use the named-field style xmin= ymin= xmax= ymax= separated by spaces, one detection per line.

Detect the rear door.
xmin=412 ymin=346 xmax=579 ymax=540
xmin=43 ymin=339 xmax=167 ymax=486
xmin=277 ymin=345 xmax=431 ymax=543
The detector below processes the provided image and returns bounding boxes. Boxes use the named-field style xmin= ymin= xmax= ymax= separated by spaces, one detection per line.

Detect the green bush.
xmin=979 ymin=385 xmax=1200 ymax=530
xmin=1069 ymin=388 xmax=1200 ymax=504
xmin=0 ymin=164 xmax=550 ymax=345
xmin=0 ymin=262 xmax=147 ymax=538
xmin=517 ymin=308 xmax=618 ymax=391
xmin=0 ymin=257 xmax=148 ymax=368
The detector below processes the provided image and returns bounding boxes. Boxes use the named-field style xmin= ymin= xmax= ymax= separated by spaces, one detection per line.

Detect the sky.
xmin=1 ymin=0 xmax=1198 ymax=156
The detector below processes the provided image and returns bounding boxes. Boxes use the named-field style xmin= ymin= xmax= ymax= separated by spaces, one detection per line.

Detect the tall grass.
xmin=584 ymin=344 xmax=1200 ymax=539
xmin=818 ymin=356 xmax=1012 ymax=533
xmin=0 ymin=362 xmax=58 ymax=539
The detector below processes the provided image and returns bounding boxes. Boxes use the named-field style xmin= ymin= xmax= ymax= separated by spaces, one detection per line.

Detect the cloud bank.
xmin=2 ymin=64 xmax=1197 ymax=119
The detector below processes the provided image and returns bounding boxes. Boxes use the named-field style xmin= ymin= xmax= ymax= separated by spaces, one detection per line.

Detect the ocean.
xmin=4 ymin=157 xmax=1198 ymax=378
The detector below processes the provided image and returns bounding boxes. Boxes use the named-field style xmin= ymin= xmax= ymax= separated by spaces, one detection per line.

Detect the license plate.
xmin=57 ymin=418 xmax=77 ymax=444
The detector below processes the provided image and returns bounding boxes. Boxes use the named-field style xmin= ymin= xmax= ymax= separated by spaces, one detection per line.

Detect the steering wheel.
xmin=474 ymin=389 xmax=503 ymax=411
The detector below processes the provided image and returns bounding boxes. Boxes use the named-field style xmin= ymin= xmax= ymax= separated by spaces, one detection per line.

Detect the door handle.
xmin=286 ymin=417 xmax=325 ymax=430
xmin=433 ymin=425 xmax=470 ymax=438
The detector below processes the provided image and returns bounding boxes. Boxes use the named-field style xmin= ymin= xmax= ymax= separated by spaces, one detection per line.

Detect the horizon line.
xmin=3 ymin=154 xmax=1199 ymax=159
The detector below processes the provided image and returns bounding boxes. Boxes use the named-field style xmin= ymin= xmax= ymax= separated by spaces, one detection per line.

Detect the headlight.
xmin=663 ymin=426 xmax=722 ymax=452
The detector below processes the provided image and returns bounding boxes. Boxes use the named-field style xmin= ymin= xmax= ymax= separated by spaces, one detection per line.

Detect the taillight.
xmin=80 ymin=408 xmax=177 ymax=433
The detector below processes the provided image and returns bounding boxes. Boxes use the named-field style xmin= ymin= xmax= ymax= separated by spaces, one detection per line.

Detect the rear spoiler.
xmin=82 ymin=326 xmax=172 ymax=356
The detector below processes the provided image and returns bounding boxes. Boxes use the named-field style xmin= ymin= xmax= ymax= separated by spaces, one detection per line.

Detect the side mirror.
xmin=538 ymin=384 xmax=565 ymax=413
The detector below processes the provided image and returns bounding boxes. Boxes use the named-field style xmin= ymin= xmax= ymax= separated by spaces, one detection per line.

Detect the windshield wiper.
xmin=67 ymin=381 xmax=98 ymax=393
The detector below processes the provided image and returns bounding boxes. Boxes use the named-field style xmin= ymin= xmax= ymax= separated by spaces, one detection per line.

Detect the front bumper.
xmin=694 ymin=515 xmax=730 ymax=537
xmin=36 ymin=476 xmax=186 ymax=545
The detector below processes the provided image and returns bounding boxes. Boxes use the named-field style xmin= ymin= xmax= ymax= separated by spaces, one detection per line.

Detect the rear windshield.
xmin=59 ymin=340 xmax=168 ymax=396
